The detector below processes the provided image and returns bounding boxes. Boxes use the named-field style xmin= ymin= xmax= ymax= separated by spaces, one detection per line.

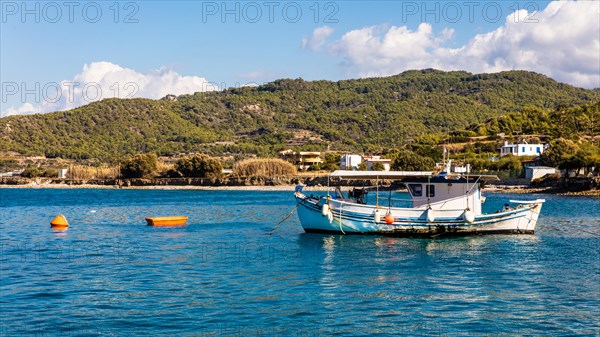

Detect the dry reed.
xmin=67 ymin=165 xmax=120 ymax=180
xmin=232 ymin=158 xmax=297 ymax=178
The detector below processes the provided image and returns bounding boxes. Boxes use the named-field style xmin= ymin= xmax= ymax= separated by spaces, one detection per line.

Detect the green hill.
xmin=1 ymin=69 xmax=598 ymax=162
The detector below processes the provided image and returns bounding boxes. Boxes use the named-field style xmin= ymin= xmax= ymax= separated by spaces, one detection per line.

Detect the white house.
xmin=279 ymin=150 xmax=323 ymax=170
xmin=363 ymin=156 xmax=391 ymax=171
xmin=57 ymin=168 xmax=68 ymax=179
xmin=525 ymin=166 xmax=556 ymax=181
xmin=435 ymin=160 xmax=470 ymax=173
xmin=340 ymin=154 xmax=391 ymax=171
xmin=500 ymin=141 xmax=545 ymax=157
xmin=340 ymin=154 xmax=362 ymax=170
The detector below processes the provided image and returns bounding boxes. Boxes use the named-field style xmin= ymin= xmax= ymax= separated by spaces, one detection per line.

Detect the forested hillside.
xmin=467 ymin=102 xmax=599 ymax=138
xmin=1 ymin=69 xmax=598 ymax=162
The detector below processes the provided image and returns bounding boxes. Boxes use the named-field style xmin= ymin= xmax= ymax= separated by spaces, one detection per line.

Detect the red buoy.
xmin=385 ymin=212 xmax=394 ymax=224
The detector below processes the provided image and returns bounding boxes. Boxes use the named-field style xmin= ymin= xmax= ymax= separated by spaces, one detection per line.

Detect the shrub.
xmin=120 ymin=153 xmax=158 ymax=178
xmin=162 ymin=168 xmax=183 ymax=178
xmin=21 ymin=167 xmax=58 ymax=178
xmin=175 ymin=154 xmax=223 ymax=178
xmin=496 ymin=155 xmax=522 ymax=171
xmin=21 ymin=167 xmax=44 ymax=178
xmin=540 ymin=138 xmax=579 ymax=167
xmin=321 ymin=153 xmax=341 ymax=171
xmin=232 ymin=158 xmax=297 ymax=177
xmin=391 ymin=150 xmax=435 ymax=171
xmin=371 ymin=162 xmax=386 ymax=171
xmin=0 ymin=159 xmax=19 ymax=172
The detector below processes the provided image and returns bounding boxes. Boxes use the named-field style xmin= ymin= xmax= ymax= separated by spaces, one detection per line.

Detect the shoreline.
xmin=1 ymin=182 xmax=598 ymax=197
xmin=0 ymin=183 xmax=323 ymax=191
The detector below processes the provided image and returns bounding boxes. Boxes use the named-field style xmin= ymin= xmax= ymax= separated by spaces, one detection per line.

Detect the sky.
xmin=1 ymin=0 xmax=599 ymax=117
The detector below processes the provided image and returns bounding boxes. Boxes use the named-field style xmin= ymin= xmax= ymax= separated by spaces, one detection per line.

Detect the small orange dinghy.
xmin=145 ymin=216 xmax=188 ymax=227
xmin=50 ymin=214 xmax=69 ymax=230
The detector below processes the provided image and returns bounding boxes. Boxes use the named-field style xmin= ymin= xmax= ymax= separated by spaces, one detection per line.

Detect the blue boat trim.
xmin=303 ymin=228 xmax=535 ymax=237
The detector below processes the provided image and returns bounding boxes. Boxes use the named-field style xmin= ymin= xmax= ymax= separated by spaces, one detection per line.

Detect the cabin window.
xmin=408 ymin=184 xmax=422 ymax=197
xmin=426 ymin=185 xmax=435 ymax=197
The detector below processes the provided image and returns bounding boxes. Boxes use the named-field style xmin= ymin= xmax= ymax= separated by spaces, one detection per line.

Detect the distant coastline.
xmin=1 ymin=176 xmax=598 ymax=197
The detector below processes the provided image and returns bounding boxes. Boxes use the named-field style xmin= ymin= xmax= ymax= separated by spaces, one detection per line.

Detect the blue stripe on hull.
xmin=303 ymin=228 xmax=534 ymax=237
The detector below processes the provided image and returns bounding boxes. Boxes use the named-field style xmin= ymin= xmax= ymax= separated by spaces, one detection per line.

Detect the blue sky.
xmin=1 ymin=1 xmax=599 ymax=116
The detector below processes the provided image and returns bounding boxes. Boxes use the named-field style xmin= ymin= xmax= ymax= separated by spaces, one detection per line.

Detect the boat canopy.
xmin=329 ymin=170 xmax=433 ymax=180
xmin=329 ymin=170 xmax=499 ymax=181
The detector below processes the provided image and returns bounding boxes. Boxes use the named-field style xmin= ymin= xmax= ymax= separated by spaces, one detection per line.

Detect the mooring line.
xmin=267 ymin=200 xmax=303 ymax=235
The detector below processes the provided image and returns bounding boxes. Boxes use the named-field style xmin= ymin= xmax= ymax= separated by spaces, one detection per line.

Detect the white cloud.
xmin=1 ymin=62 xmax=217 ymax=117
xmin=325 ymin=1 xmax=600 ymax=88
xmin=302 ymin=26 xmax=334 ymax=51
xmin=2 ymin=103 xmax=42 ymax=117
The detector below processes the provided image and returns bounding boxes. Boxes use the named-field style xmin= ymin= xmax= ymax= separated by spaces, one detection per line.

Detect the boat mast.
xmin=376 ymin=175 xmax=379 ymax=207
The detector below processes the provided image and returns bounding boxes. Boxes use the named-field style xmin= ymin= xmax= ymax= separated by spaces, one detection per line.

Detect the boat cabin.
xmin=329 ymin=170 xmax=497 ymax=216
xmin=402 ymin=176 xmax=484 ymax=215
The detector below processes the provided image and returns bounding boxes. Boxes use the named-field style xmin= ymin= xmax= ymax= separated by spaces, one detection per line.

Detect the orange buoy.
xmin=385 ymin=212 xmax=394 ymax=224
xmin=50 ymin=214 xmax=69 ymax=229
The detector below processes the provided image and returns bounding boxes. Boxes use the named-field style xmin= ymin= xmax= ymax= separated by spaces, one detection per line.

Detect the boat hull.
xmin=295 ymin=193 xmax=543 ymax=237
xmin=145 ymin=216 xmax=188 ymax=226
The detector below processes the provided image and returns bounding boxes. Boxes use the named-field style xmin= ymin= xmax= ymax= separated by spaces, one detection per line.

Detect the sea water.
xmin=0 ymin=188 xmax=598 ymax=336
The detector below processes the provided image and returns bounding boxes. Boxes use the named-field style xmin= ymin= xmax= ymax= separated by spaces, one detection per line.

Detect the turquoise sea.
xmin=0 ymin=188 xmax=599 ymax=336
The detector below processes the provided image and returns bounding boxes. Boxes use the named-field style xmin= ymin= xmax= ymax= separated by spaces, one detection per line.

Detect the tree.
xmin=540 ymin=138 xmax=579 ymax=167
xmin=391 ymin=150 xmax=435 ymax=171
xmin=321 ymin=153 xmax=341 ymax=171
xmin=562 ymin=142 xmax=600 ymax=170
xmin=120 ymin=153 xmax=158 ymax=178
xmin=371 ymin=162 xmax=386 ymax=171
xmin=413 ymin=144 xmax=443 ymax=163
xmin=176 ymin=154 xmax=223 ymax=177
xmin=496 ymin=155 xmax=522 ymax=171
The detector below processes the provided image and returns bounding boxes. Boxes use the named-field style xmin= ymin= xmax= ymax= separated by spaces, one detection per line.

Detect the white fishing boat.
xmin=294 ymin=168 xmax=544 ymax=237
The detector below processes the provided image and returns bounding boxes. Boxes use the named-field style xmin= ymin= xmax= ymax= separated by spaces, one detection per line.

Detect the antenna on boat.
xmin=427 ymin=175 xmax=431 ymax=209
xmin=443 ymin=145 xmax=447 ymax=168
xmin=466 ymin=165 xmax=470 ymax=211
xmin=375 ymin=175 xmax=379 ymax=208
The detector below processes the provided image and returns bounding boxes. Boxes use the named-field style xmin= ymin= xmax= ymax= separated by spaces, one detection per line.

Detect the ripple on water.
xmin=0 ymin=189 xmax=598 ymax=336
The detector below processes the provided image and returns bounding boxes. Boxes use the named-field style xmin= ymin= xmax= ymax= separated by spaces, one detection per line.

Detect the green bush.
xmin=371 ymin=162 xmax=386 ymax=171
xmin=20 ymin=167 xmax=58 ymax=178
xmin=175 ymin=154 xmax=223 ymax=177
xmin=120 ymin=153 xmax=158 ymax=178
xmin=391 ymin=150 xmax=435 ymax=171
xmin=540 ymin=138 xmax=578 ymax=167
xmin=321 ymin=153 xmax=341 ymax=171
xmin=0 ymin=159 xmax=19 ymax=172
xmin=496 ymin=155 xmax=522 ymax=171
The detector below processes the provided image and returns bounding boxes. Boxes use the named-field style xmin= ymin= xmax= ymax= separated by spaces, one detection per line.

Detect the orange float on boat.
xmin=145 ymin=216 xmax=188 ymax=227
xmin=50 ymin=214 xmax=69 ymax=230
xmin=385 ymin=212 xmax=394 ymax=224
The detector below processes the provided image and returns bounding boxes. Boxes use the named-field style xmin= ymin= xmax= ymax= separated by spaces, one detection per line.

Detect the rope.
xmin=266 ymin=200 xmax=303 ymax=235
